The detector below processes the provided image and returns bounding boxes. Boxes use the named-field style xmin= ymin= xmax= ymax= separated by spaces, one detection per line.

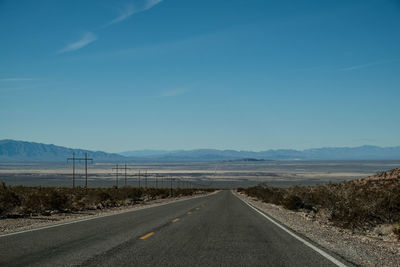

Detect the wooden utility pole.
xmin=67 ymin=152 xmax=93 ymax=188
xmin=112 ymin=164 xmax=119 ymax=188
xmin=170 ymin=177 xmax=173 ymax=196
xmin=67 ymin=152 xmax=76 ymax=188
xmin=124 ymin=163 xmax=127 ymax=187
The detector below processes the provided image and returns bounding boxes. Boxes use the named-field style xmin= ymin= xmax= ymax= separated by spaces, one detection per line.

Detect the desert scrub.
xmin=0 ymin=182 xmax=20 ymax=216
xmin=393 ymin=224 xmax=400 ymax=240
xmin=0 ymin=184 xmax=214 ymax=218
xmin=239 ymin=168 xmax=400 ymax=231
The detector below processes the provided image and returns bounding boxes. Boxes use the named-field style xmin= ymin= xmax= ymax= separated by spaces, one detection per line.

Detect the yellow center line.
xmin=172 ymin=218 xmax=180 ymax=223
xmin=195 ymin=208 xmax=200 ymax=210
xmin=186 ymin=211 xmax=192 ymax=215
xmin=140 ymin=232 xmax=155 ymax=240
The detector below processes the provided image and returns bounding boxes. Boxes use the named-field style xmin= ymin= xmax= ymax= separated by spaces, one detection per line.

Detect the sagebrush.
xmin=239 ymin=170 xmax=400 ymax=231
xmin=0 ymin=182 xmax=214 ymax=217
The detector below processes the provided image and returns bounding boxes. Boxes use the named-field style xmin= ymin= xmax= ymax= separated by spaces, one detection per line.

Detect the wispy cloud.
xmin=104 ymin=0 xmax=163 ymax=27
xmin=340 ymin=62 xmax=380 ymax=71
xmin=340 ymin=59 xmax=398 ymax=71
xmin=161 ymin=88 xmax=189 ymax=97
xmin=0 ymin=78 xmax=34 ymax=82
xmin=59 ymin=32 xmax=98 ymax=53
xmin=0 ymin=85 xmax=39 ymax=92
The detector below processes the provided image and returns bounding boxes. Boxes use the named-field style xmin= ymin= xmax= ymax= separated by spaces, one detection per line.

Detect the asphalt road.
xmin=0 ymin=191 xmax=348 ymax=266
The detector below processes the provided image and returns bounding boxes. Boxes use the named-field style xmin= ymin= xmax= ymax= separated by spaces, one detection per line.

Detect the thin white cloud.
xmin=59 ymin=32 xmax=98 ymax=53
xmin=340 ymin=62 xmax=379 ymax=71
xmin=161 ymin=88 xmax=189 ymax=97
xmin=0 ymin=85 xmax=39 ymax=92
xmin=0 ymin=78 xmax=34 ymax=82
xmin=105 ymin=0 xmax=163 ymax=27
xmin=340 ymin=59 xmax=399 ymax=71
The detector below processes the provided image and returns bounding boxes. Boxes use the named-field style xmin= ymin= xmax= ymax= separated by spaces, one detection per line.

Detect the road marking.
xmin=186 ymin=211 xmax=192 ymax=215
xmin=233 ymin=192 xmax=347 ymax=267
xmin=172 ymin=218 xmax=180 ymax=223
xmin=140 ymin=232 xmax=155 ymax=240
xmin=195 ymin=208 xmax=200 ymax=210
xmin=0 ymin=191 xmax=219 ymax=238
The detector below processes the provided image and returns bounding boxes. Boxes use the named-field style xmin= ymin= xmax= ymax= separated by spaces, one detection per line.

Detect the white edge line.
xmin=233 ymin=191 xmax=347 ymax=267
xmin=0 ymin=191 xmax=218 ymax=238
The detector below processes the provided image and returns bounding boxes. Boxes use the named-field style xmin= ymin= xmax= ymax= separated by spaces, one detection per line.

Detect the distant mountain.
xmin=0 ymin=140 xmax=125 ymax=162
xmin=118 ymin=146 xmax=400 ymax=161
xmin=1 ymin=140 xmax=400 ymax=162
xmin=119 ymin=150 xmax=183 ymax=157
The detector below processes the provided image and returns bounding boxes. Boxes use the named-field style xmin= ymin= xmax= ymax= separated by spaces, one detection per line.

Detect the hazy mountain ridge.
xmin=131 ymin=146 xmax=400 ymax=161
xmin=119 ymin=150 xmax=184 ymax=157
xmin=1 ymin=140 xmax=400 ymax=162
xmin=0 ymin=140 xmax=125 ymax=162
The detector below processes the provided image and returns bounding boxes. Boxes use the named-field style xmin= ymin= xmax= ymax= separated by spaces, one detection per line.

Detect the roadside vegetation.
xmin=238 ymin=168 xmax=400 ymax=240
xmin=0 ymin=183 xmax=214 ymax=218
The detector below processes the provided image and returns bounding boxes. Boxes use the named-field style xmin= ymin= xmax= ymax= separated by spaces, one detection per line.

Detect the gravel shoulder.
xmin=235 ymin=191 xmax=400 ymax=267
xmin=0 ymin=191 xmax=216 ymax=236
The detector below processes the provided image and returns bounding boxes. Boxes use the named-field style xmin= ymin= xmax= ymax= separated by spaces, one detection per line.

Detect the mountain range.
xmin=0 ymin=139 xmax=125 ymax=162
xmin=1 ymin=139 xmax=400 ymax=162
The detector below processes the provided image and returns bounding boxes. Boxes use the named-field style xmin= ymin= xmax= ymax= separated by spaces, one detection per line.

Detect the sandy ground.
xmin=235 ymin=191 xmax=400 ymax=267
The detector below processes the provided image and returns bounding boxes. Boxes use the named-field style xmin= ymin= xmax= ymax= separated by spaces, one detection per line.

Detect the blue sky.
xmin=1 ymin=0 xmax=399 ymax=152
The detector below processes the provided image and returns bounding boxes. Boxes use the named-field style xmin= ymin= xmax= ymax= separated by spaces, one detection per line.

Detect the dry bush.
xmin=0 ymin=182 xmax=20 ymax=216
xmin=0 ymin=184 xmax=214 ymax=217
xmin=242 ymin=171 xmax=400 ymax=231
xmin=393 ymin=224 xmax=400 ymax=240
xmin=281 ymin=195 xmax=304 ymax=211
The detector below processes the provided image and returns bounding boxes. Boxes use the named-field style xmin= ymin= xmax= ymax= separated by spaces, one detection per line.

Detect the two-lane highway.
xmin=0 ymin=191 xmax=348 ymax=266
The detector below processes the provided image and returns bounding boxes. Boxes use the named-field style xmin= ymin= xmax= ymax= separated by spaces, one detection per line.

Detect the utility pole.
xmin=120 ymin=164 xmax=133 ymax=187
xmin=145 ymin=170 xmax=148 ymax=189
xmin=116 ymin=164 xmax=118 ymax=188
xmin=67 ymin=152 xmax=76 ymax=188
xmin=112 ymin=164 xmax=119 ymax=188
xmin=84 ymin=153 xmax=89 ymax=188
xmin=124 ymin=163 xmax=127 ymax=187
xmin=170 ymin=177 xmax=173 ymax=196
xmin=67 ymin=152 xmax=93 ymax=188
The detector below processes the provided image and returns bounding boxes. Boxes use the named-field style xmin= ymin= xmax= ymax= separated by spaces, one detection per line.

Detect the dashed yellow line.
xmin=172 ymin=218 xmax=180 ymax=223
xmin=140 ymin=232 xmax=155 ymax=240
xmin=186 ymin=211 xmax=192 ymax=215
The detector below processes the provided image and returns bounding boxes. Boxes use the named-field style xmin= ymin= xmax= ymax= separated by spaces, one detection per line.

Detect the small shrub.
xmin=393 ymin=224 xmax=400 ymax=240
xmin=0 ymin=182 xmax=20 ymax=216
xmin=282 ymin=195 xmax=303 ymax=210
xmin=47 ymin=190 xmax=70 ymax=211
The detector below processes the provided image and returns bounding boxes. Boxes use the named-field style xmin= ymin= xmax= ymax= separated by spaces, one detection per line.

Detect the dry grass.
xmin=0 ymin=182 xmax=214 ymax=218
xmin=239 ymin=168 xmax=400 ymax=236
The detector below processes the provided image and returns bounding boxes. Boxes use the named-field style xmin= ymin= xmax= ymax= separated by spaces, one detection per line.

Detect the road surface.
xmin=0 ymin=190 xmax=348 ymax=266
